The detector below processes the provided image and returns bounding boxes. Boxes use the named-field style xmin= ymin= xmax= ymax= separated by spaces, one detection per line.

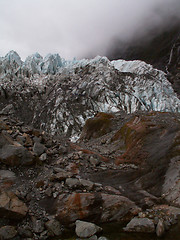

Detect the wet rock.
xmin=45 ymin=219 xmax=63 ymax=236
xmin=0 ymin=225 xmax=17 ymax=239
xmin=0 ymin=191 xmax=28 ymax=219
xmin=33 ymin=142 xmax=46 ymax=156
xmin=75 ymin=220 xmax=102 ymax=238
xmin=0 ymin=144 xmax=34 ymax=166
xmin=123 ymin=217 xmax=155 ymax=233
xmin=156 ymin=219 xmax=165 ymax=237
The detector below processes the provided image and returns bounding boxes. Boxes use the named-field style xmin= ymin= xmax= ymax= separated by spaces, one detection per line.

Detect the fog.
xmin=0 ymin=0 xmax=179 ymax=60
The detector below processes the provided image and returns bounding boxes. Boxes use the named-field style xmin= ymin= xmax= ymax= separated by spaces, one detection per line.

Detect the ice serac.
xmin=41 ymin=53 xmax=63 ymax=74
xmin=24 ymin=53 xmax=43 ymax=74
xmin=0 ymin=52 xmax=180 ymax=139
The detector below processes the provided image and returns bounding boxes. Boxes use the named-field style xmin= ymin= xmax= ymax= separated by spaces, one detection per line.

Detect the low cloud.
xmin=0 ymin=0 xmax=179 ymax=60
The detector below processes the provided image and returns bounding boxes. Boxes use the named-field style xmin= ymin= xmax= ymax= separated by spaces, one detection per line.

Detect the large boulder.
xmin=0 ymin=191 xmax=28 ymax=219
xmin=56 ymin=192 xmax=140 ymax=224
xmin=0 ymin=144 xmax=34 ymax=166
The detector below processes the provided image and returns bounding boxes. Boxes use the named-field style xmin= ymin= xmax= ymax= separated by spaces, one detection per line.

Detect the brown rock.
xmin=0 ymin=191 xmax=28 ymax=219
xmin=56 ymin=192 xmax=140 ymax=224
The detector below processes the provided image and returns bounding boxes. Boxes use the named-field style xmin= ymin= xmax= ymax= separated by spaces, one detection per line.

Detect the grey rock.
xmin=66 ymin=178 xmax=80 ymax=189
xmin=79 ymin=179 xmax=94 ymax=191
xmin=123 ymin=217 xmax=155 ymax=233
xmin=89 ymin=156 xmax=100 ymax=166
xmin=32 ymin=219 xmax=44 ymax=233
xmin=0 ymin=170 xmax=16 ymax=181
xmin=0 ymin=225 xmax=17 ymax=239
xmin=18 ymin=225 xmax=33 ymax=238
xmin=45 ymin=219 xmax=63 ymax=236
xmin=98 ymin=237 xmax=109 ymax=240
xmin=0 ymin=104 xmax=14 ymax=115
xmin=156 ymin=219 xmax=165 ymax=237
xmin=39 ymin=153 xmax=47 ymax=162
xmin=75 ymin=220 xmax=102 ymax=238
xmin=33 ymin=142 xmax=46 ymax=156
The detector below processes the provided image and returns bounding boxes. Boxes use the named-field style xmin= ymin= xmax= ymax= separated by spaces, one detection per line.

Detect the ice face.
xmin=4 ymin=50 xmax=22 ymax=66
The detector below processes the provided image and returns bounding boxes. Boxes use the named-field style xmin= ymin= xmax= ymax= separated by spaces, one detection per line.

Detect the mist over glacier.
xmin=0 ymin=0 xmax=180 ymax=60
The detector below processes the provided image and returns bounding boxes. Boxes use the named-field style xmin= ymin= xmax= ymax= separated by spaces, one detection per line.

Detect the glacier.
xmin=0 ymin=51 xmax=180 ymax=139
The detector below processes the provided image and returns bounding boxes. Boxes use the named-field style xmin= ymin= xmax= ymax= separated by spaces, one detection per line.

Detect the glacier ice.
xmin=0 ymin=51 xmax=180 ymax=138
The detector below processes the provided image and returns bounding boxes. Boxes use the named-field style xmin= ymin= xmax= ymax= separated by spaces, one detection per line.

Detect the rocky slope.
xmin=0 ymin=49 xmax=180 ymax=239
xmin=0 ymin=111 xmax=180 ymax=239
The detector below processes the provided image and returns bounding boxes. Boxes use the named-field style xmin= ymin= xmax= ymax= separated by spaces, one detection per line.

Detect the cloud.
xmin=0 ymin=0 xmax=179 ymax=60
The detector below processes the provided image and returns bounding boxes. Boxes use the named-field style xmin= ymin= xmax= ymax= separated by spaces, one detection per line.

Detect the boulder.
xmin=0 ymin=144 xmax=34 ymax=166
xmin=33 ymin=142 xmax=46 ymax=156
xmin=75 ymin=220 xmax=102 ymax=238
xmin=56 ymin=193 xmax=140 ymax=224
xmin=45 ymin=219 xmax=63 ymax=236
xmin=123 ymin=217 xmax=155 ymax=233
xmin=0 ymin=191 xmax=28 ymax=219
xmin=0 ymin=225 xmax=17 ymax=239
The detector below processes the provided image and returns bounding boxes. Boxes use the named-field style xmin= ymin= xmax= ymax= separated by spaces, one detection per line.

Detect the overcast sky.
xmin=0 ymin=0 xmax=180 ymax=60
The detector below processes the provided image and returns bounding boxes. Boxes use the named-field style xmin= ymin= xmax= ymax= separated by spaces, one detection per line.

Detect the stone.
xmin=33 ymin=142 xmax=46 ymax=156
xmin=98 ymin=237 xmax=109 ymax=240
xmin=39 ymin=153 xmax=47 ymax=162
xmin=156 ymin=219 xmax=165 ymax=237
xmin=79 ymin=179 xmax=94 ymax=191
xmin=0 ymin=191 xmax=28 ymax=219
xmin=66 ymin=178 xmax=80 ymax=189
xmin=0 ymin=170 xmax=16 ymax=189
xmin=0 ymin=144 xmax=34 ymax=166
xmin=123 ymin=217 xmax=155 ymax=233
xmin=0 ymin=225 xmax=17 ymax=239
xmin=32 ymin=218 xmax=44 ymax=233
xmin=45 ymin=219 xmax=63 ymax=236
xmin=0 ymin=170 xmax=16 ymax=181
xmin=18 ymin=226 xmax=33 ymax=238
xmin=0 ymin=104 xmax=14 ymax=115
xmin=51 ymin=171 xmax=73 ymax=181
xmin=75 ymin=220 xmax=102 ymax=238
xmin=89 ymin=156 xmax=100 ymax=166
